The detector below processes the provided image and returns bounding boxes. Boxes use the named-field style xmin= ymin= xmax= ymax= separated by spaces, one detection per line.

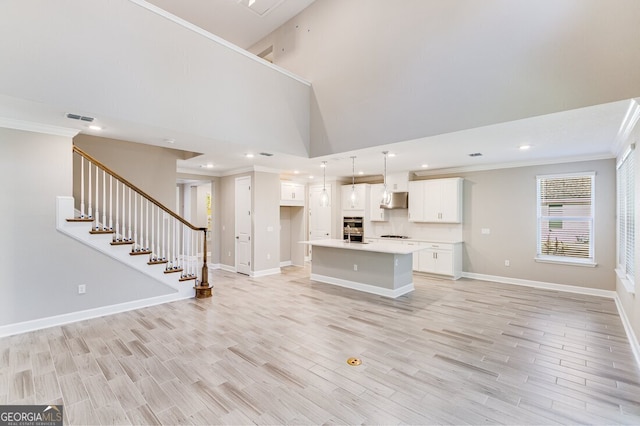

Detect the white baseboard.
xmin=280 ymin=260 xmax=292 ymax=267
xmin=310 ymin=273 xmax=414 ymax=299
xmin=219 ymin=264 xmax=237 ymax=273
xmin=462 ymin=271 xmax=640 ymax=368
xmin=251 ymin=268 xmax=281 ymax=278
xmin=0 ymin=293 xmax=191 ymax=338
xmin=613 ymin=294 xmax=640 ymax=368
xmin=461 ymin=272 xmax=616 ymax=299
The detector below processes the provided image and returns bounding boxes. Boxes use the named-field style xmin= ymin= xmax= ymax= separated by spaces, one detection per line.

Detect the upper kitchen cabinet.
xmin=408 ymin=178 xmax=463 ymax=223
xmin=369 ymin=183 xmax=388 ymax=221
xmin=281 ymin=181 xmax=305 ymax=206
xmin=341 ymin=183 xmax=368 ymax=212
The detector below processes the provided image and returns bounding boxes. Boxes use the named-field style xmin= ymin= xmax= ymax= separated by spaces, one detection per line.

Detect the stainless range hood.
xmin=380 ymin=192 xmax=408 ymax=209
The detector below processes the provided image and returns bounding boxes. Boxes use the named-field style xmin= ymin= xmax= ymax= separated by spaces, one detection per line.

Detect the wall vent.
xmin=66 ymin=113 xmax=94 ymax=123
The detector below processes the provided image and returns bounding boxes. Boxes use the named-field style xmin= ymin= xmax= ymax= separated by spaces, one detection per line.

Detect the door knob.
xmin=236 ymin=236 xmax=239 ymax=239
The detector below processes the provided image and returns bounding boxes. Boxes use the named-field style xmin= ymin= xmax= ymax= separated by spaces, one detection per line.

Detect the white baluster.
xmin=145 ymin=199 xmax=149 ymax=251
xmin=102 ymin=170 xmax=106 ymax=230
xmin=121 ymin=180 xmax=125 ymax=241
xmin=111 ymin=176 xmax=115 ymax=240
xmin=133 ymin=192 xmax=138 ymax=251
xmin=80 ymin=156 xmax=85 ymax=218
xmin=127 ymin=187 xmax=132 ymax=241
xmin=94 ymin=164 xmax=100 ymax=230
xmin=87 ymin=160 xmax=92 ymax=219
xmin=150 ymin=203 xmax=155 ymax=260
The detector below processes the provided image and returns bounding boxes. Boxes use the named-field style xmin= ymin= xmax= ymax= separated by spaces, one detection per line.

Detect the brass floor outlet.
xmin=347 ymin=357 xmax=362 ymax=366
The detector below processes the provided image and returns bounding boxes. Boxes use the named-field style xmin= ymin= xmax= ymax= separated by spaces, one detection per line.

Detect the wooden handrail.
xmin=73 ymin=144 xmax=212 ymax=297
xmin=73 ymin=145 xmax=205 ymax=232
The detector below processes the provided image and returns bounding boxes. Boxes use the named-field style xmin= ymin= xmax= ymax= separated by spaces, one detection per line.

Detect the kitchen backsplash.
xmin=367 ymin=208 xmax=463 ymax=242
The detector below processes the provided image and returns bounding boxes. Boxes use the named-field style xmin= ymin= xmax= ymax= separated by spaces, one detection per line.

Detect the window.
xmin=617 ymin=147 xmax=635 ymax=288
xmin=536 ymin=172 xmax=595 ymax=265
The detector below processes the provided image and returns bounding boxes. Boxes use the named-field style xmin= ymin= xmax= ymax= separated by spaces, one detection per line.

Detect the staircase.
xmin=56 ymin=146 xmax=212 ymax=299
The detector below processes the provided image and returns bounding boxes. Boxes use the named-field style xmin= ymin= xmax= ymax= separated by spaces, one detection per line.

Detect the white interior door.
xmin=309 ymin=185 xmax=332 ymax=240
xmin=235 ymin=176 xmax=251 ymax=275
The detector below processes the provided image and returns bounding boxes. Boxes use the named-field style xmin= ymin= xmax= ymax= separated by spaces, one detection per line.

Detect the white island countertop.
xmin=300 ymin=239 xmax=425 ymax=255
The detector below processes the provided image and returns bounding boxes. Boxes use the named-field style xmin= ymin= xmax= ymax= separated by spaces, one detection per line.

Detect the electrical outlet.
xmin=353 ymin=264 xmax=358 ymax=271
xmin=78 ymin=284 xmax=86 ymax=294
xmin=228 ymin=251 xmax=231 ymax=257
xmin=481 ymin=228 xmax=490 ymax=235
xmin=504 ymin=260 xmax=510 ymax=267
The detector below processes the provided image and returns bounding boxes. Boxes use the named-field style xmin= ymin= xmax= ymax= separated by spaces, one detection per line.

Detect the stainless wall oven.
xmin=343 ymin=216 xmax=364 ymax=242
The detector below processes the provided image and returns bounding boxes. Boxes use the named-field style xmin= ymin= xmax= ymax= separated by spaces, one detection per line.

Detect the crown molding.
xmin=611 ymin=98 xmax=640 ymax=158
xmin=0 ymin=117 xmax=79 ymax=138
xmin=411 ymin=153 xmax=615 ymax=177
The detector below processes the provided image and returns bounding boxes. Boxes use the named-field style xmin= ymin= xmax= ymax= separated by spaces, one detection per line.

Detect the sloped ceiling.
xmin=0 ymin=0 xmax=639 ymax=179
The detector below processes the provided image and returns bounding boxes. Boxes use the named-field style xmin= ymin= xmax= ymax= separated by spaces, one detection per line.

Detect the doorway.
xmin=235 ymin=176 xmax=251 ymax=275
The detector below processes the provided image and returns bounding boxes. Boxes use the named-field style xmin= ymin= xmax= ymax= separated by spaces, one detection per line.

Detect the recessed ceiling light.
xmin=421 ymin=164 xmax=429 ymax=168
xmin=519 ymin=144 xmax=531 ymax=150
xmin=308 ymin=175 xmax=314 ymax=179
xmin=245 ymin=153 xmax=254 ymax=158
xmin=88 ymin=125 xmax=102 ymax=131
xmin=293 ymin=170 xmax=300 ymax=174
xmin=358 ymin=171 xmax=364 ymax=175
xmin=320 ymin=163 xmax=326 ymax=168
xmin=388 ymin=153 xmax=396 ymax=158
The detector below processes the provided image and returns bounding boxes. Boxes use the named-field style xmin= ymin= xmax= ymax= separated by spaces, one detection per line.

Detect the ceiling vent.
xmin=237 ymin=0 xmax=284 ymax=16
xmin=468 ymin=152 xmax=483 ymax=157
xmin=66 ymin=113 xmax=95 ymax=123
xmin=259 ymin=152 xmax=274 ymax=157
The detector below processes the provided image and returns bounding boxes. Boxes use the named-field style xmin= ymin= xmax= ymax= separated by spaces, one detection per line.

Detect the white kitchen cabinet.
xmin=408 ymin=181 xmax=424 ymax=222
xmin=341 ymin=183 xmax=368 ymax=212
xmin=405 ymin=241 xmax=426 ymax=270
xmin=369 ymin=183 xmax=388 ymax=221
xmin=408 ymin=178 xmax=462 ymax=223
xmin=281 ymin=182 xmax=305 ymax=206
xmin=415 ymin=242 xmax=462 ymax=279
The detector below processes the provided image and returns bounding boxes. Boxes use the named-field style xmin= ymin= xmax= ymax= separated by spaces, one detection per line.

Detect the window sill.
xmin=615 ymin=268 xmax=636 ymax=295
xmin=534 ymin=256 xmax=597 ymax=267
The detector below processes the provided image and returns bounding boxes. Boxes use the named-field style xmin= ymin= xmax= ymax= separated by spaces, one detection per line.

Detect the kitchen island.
xmin=300 ymin=239 xmax=426 ymax=298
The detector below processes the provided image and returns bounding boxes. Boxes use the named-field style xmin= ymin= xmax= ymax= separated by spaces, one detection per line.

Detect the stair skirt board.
xmin=0 ymin=293 xmax=191 ymax=338
xmin=56 ymin=196 xmax=196 ymax=297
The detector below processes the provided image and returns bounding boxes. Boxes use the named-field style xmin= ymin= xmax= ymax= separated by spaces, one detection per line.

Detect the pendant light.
xmin=349 ymin=156 xmax=358 ymax=208
xmin=381 ymin=151 xmax=391 ymax=205
xmin=319 ymin=161 xmax=329 ymax=207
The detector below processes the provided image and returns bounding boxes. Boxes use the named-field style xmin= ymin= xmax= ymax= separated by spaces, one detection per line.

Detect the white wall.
xmin=0 ymin=127 xmax=174 ymax=327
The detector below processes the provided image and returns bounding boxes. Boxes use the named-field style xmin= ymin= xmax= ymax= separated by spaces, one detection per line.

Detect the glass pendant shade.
xmin=380 ymin=151 xmax=391 ymax=204
xmin=319 ymin=188 xmax=329 ymax=207
xmin=319 ymin=161 xmax=329 ymax=207
xmin=349 ymin=156 xmax=358 ymax=208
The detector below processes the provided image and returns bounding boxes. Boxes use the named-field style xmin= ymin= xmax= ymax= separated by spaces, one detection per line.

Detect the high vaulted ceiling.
xmin=0 ymin=0 xmax=639 ymax=181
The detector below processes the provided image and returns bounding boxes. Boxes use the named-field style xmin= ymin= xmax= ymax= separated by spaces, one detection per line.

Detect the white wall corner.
xmin=613 ymin=294 xmax=640 ymax=368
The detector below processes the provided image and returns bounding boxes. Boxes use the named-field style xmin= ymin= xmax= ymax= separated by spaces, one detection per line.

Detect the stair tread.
xmin=148 ymin=259 xmax=168 ymax=265
xmin=111 ymin=240 xmax=135 ymax=246
xmin=164 ymin=268 xmax=184 ymax=274
xmin=130 ymin=250 xmax=152 ymax=256
xmin=67 ymin=217 xmax=94 ymax=222
xmin=89 ymin=229 xmax=115 ymax=234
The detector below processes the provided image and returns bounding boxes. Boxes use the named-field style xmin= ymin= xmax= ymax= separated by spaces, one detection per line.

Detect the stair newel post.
xmin=80 ymin=156 xmax=85 ymax=218
xmin=195 ymin=227 xmax=212 ymax=298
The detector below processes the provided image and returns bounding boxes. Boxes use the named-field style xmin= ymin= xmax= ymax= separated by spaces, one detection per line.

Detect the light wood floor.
xmin=1 ymin=266 xmax=640 ymax=425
